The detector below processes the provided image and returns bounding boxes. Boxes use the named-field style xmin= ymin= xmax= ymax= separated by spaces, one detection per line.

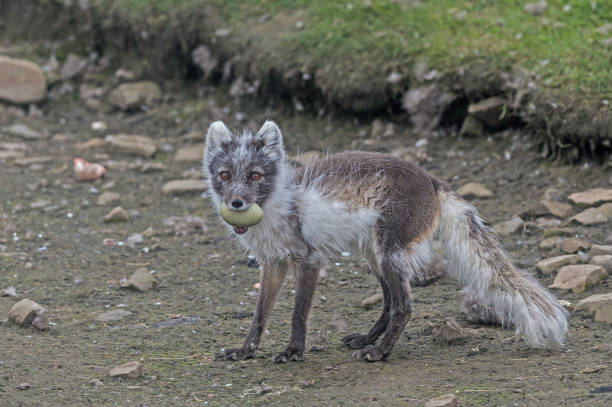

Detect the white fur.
xmin=436 ymin=191 xmax=568 ymax=347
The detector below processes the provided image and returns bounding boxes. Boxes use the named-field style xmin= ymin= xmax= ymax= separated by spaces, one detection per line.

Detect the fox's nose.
xmin=231 ymin=199 xmax=244 ymax=209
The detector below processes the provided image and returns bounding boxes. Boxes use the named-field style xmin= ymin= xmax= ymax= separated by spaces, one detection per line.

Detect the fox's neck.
xmin=261 ymin=158 xmax=295 ymax=221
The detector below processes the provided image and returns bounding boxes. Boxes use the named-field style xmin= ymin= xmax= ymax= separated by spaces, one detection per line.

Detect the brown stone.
xmin=425 ymin=394 xmax=458 ymax=407
xmin=558 ymin=238 xmax=590 ymax=254
xmin=108 ymin=81 xmax=161 ymax=111
xmin=432 ymin=318 xmax=478 ymax=344
xmin=539 ymin=236 xmax=564 ymax=250
xmin=568 ymin=188 xmax=612 ymax=207
xmin=105 ymin=134 xmax=157 ymax=158
xmin=543 ymin=188 xmax=567 ymax=203
xmin=576 ymin=293 xmax=612 ymax=323
xmin=493 ymin=217 xmax=524 ymax=236
xmin=97 ymin=191 xmax=120 ymax=206
xmin=569 ymin=208 xmax=607 ymax=225
xmin=120 ymin=269 xmax=153 ymax=292
xmin=173 ymin=144 xmax=205 ymax=162
xmin=361 ymin=293 xmax=383 ymax=310
xmin=536 ymin=255 xmax=580 ymax=274
xmin=161 ymin=179 xmax=206 ymax=195
xmin=590 ymin=245 xmax=612 ymax=257
xmin=550 ymin=265 xmax=607 ymax=293
xmin=0 ymin=56 xmax=46 ymax=104
xmin=104 ymin=206 xmax=129 ymax=223
xmin=109 ymin=361 xmax=143 ymax=379
xmin=540 ymin=200 xmax=572 ymax=218
xmin=457 ymin=182 xmax=493 ymax=199
xmin=590 ymin=255 xmax=612 ymax=273
xmin=8 ymin=299 xmax=42 ymax=327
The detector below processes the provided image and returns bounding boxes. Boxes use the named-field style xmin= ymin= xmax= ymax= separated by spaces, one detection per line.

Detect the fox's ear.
xmin=204 ymin=121 xmax=232 ymax=163
xmin=256 ymin=120 xmax=284 ymax=158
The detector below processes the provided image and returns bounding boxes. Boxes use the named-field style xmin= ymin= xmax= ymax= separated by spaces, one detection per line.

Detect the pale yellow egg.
xmin=219 ymin=203 xmax=264 ymax=227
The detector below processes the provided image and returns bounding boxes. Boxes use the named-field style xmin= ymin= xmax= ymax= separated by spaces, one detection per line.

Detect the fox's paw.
xmin=273 ymin=346 xmax=304 ymax=364
xmin=215 ymin=348 xmax=254 ymax=361
xmin=354 ymin=345 xmax=385 ymax=362
xmin=341 ymin=333 xmax=373 ymax=349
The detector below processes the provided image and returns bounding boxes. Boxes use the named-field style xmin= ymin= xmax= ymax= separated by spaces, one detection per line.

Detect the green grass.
xmin=98 ymin=0 xmax=611 ymax=99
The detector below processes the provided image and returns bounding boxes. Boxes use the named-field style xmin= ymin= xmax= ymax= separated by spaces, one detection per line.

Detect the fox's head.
xmin=203 ymin=120 xmax=286 ymax=217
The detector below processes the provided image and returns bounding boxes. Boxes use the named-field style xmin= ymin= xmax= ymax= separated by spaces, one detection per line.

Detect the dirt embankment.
xmin=0 ymin=0 xmax=610 ymax=162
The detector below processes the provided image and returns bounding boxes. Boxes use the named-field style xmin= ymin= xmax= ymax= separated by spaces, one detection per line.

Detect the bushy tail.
xmin=435 ymin=190 xmax=568 ymax=347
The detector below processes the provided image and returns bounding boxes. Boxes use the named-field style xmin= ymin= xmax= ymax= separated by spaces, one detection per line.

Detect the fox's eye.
xmin=220 ymin=171 xmax=230 ymax=181
xmin=250 ymin=172 xmax=262 ymax=181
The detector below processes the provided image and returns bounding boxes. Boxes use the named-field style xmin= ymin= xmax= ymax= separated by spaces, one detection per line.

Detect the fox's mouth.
xmin=233 ymin=226 xmax=248 ymax=234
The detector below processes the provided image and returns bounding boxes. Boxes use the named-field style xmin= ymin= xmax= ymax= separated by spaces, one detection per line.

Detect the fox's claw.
xmin=341 ymin=333 xmax=373 ymax=349
xmin=215 ymin=348 xmax=254 ymax=361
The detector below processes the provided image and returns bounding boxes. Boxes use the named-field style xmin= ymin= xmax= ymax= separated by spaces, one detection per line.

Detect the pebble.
xmin=576 ymin=293 xmax=612 ymax=323
xmin=161 ymin=179 xmax=206 ymax=195
xmin=590 ymin=245 xmax=612 ymax=257
xmin=540 ymin=200 xmax=572 ymax=218
xmin=95 ymin=309 xmax=132 ymax=322
xmin=590 ymin=255 xmax=612 ymax=273
xmin=89 ymin=379 xmax=105 ymax=388
xmin=140 ymin=162 xmax=167 ymax=173
xmin=568 ymin=188 xmax=612 ymax=207
xmin=457 ymin=182 xmax=493 ymax=199
xmin=109 ymin=361 xmax=143 ymax=379
xmin=425 ymin=394 xmax=458 ymax=407
xmin=1 ymin=286 xmax=17 ymax=297
xmin=569 ymin=208 xmax=607 ymax=225
xmin=493 ymin=216 xmax=523 ymax=236
xmin=31 ymin=308 xmax=49 ymax=330
xmin=120 ymin=268 xmax=153 ymax=292
xmin=16 ymin=382 xmax=31 ymax=390
xmin=75 ymin=138 xmax=106 ymax=150
xmin=536 ymin=254 xmax=580 ymax=274
xmin=104 ymin=206 xmax=129 ymax=223
xmin=550 ymin=265 xmax=607 ymax=293
xmin=361 ymin=293 xmax=384 ymax=310
xmin=125 ymin=233 xmax=144 ymax=248
xmin=105 ymin=134 xmax=157 ymax=158
xmin=558 ymin=238 xmax=590 ymax=254
xmin=96 ymin=191 xmax=120 ymax=206
xmin=173 ymin=144 xmax=205 ymax=162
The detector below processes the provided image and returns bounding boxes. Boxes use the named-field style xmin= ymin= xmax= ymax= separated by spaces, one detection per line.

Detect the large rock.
xmin=467 ymin=97 xmax=509 ymax=128
xmin=8 ymin=299 xmax=43 ymax=327
xmin=105 ymin=134 xmax=157 ymax=158
xmin=161 ymin=179 xmax=206 ymax=195
xmin=493 ymin=217 xmax=524 ymax=236
xmin=558 ymin=238 xmax=590 ymax=254
xmin=457 ymin=182 xmax=493 ymax=199
xmin=568 ymin=188 xmax=612 ymax=207
xmin=108 ymin=81 xmax=161 ymax=111
xmin=173 ymin=144 xmax=205 ymax=162
xmin=569 ymin=208 xmax=607 ymax=225
xmin=0 ymin=56 xmax=47 ymax=104
xmin=590 ymin=255 xmax=612 ymax=273
xmin=590 ymin=245 xmax=612 ymax=257
xmin=576 ymin=293 xmax=612 ymax=323
xmin=109 ymin=361 xmax=143 ymax=379
xmin=540 ymin=200 xmax=572 ymax=218
xmin=536 ymin=254 xmax=580 ymax=274
xmin=550 ymin=265 xmax=607 ymax=293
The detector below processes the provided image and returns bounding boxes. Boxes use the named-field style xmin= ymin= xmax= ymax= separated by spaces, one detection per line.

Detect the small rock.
xmin=590 ymin=245 xmax=612 ymax=257
xmin=543 ymin=188 xmax=567 ymax=203
xmin=524 ymin=2 xmax=547 ymax=16
xmin=126 ymin=233 xmax=144 ymax=248
xmin=569 ymin=208 xmax=607 ymax=225
xmin=3 ymin=123 xmax=43 ymax=139
xmin=0 ymin=55 xmax=47 ymax=104
xmin=109 ymin=361 xmax=143 ymax=379
xmin=121 ymin=268 xmax=153 ymax=292
xmin=60 ymin=54 xmax=88 ymax=80
xmin=105 ymin=134 xmax=157 ymax=158
xmin=550 ymin=265 xmax=607 ymax=293
xmin=31 ymin=308 xmax=49 ymax=330
xmin=114 ymin=68 xmax=136 ymax=81
xmin=540 ymin=200 xmax=572 ymax=218
xmin=467 ymin=97 xmax=509 ymax=128
xmin=536 ymin=254 xmax=581 ymax=274
xmin=457 ymin=182 xmax=493 ymax=199
xmin=104 ymin=206 xmax=129 ymax=223
xmin=590 ymin=255 xmax=612 ymax=273
xmin=163 ymin=215 xmax=207 ymax=236
xmin=8 ymin=298 xmax=42 ymax=327
xmin=459 ymin=115 xmax=484 ymax=137
xmin=75 ymin=138 xmax=106 ymax=151
xmin=432 ymin=318 xmax=478 ymax=344
xmin=558 ymin=238 xmax=591 ymax=254
xmin=493 ymin=217 xmax=524 ymax=236
xmin=89 ymin=379 xmax=105 ymax=388
xmin=534 ymin=217 xmax=562 ymax=229
xmin=425 ymin=394 xmax=458 ymax=407
xmin=97 ymin=191 xmax=120 ymax=206
xmin=161 ymin=179 xmax=206 ymax=195
xmin=108 ymin=81 xmax=161 ymax=111
xmin=568 ymin=188 xmax=612 ymax=207
xmin=16 ymin=382 xmax=31 ymax=390
xmin=173 ymin=144 xmax=205 ymax=162
xmin=361 ymin=293 xmax=384 ymax=310
xmin=95 ymin=309 xmax=132 ymax=322
xmin=576 ymin=293 xmax=612 ymax=323
xmin=539 ymin=236 xmax=564 ymax=250
xmin=1 ymin=286 xmax=17 ymax=297
xmin=140 ymin=162 xmax=167 ymax=173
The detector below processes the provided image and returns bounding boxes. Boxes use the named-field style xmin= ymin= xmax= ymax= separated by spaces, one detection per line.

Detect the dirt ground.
xmin=1 ymin=63 xmax=612 ymax=406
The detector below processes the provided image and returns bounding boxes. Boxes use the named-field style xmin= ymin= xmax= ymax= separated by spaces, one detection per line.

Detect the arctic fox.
xmin=203 ymin=120 xmax=568 ymax=363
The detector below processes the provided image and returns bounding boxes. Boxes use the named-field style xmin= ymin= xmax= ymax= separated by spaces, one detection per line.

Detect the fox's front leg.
xmin=273 ymin=255 xmax=321 ymax=363
xmin=216 ymin=261 xmax=287 ymax=361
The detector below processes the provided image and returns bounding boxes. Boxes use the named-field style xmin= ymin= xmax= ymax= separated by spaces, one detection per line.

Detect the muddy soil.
xmin=1 ymin=53 xmax=612 ymax=407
